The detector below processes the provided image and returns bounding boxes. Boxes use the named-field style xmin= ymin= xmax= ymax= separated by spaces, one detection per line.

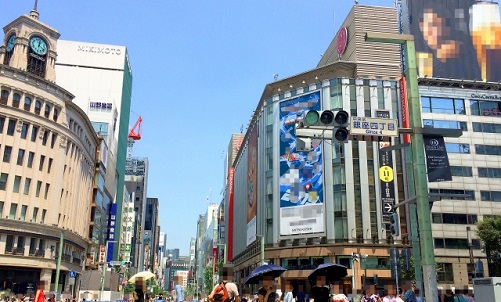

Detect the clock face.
xmin=6 ymin=34 xmax=16 ymax=52
xmin=30 ymin=36 xmax=47 ymax=55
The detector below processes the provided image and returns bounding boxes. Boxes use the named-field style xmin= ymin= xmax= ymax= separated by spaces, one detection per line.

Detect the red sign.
xmin=399 ymin=77 xmax=410 ymax=143
xmin=99 ymin=245 xmax=106 ymax=263
xmin=213 ymin=247 xmax=218 ymax=273
xmin=336 ymin=27 xmax=348 ymax=56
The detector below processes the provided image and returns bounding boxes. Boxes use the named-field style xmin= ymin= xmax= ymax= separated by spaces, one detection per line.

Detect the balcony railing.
xmin=35 ymin=249 xmax=45 ymax=257
xmin=0 ymin=97 xmax=7 ymax=105
xmin=5 ymin=246 xmax=14 ymax=254
xmin=73 ymin=258 xmax=81 ymax=265
xmin=63 ymin=254 xmax=71 ymax=262
xmin=29 ymin=248 xmax=37 ymax=256
xmin=13 ymin=247 xmax=25 ymax=255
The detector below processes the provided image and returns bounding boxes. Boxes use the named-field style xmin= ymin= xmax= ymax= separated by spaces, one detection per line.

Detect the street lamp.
xmin=100 ymin=240 xmax=117 ymax=302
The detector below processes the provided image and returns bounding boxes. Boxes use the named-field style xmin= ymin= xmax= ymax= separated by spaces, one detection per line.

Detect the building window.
xmin=3 ymin=146 xmax=12 ymax=162
xmin=53 ymin=108 xmax=59 ymax=122
xmin=20 ymin=123 xmax=29 ymax=139
xmin=32 ymin=207 xmax=39 ymax=222
xmin=446 ymin=143 xmax=470 ymax=153
xmin=35 ymin=181 xmax=42 ymax=197
xmin=44 ymin=104 xmax=51 ymax=118
xmin=0 ymin=116 xmax=4 ymax=133
xmin=27 ymin=152 xmax=34 ymax=168
xmin=0 ymin=201 xmax=3 ymax=218
xmin=35 ymin=101 xmax=41 ymax=115
xmin=0 ymin=90 xmax=8 ymax=104
xmin=0 ymin=173 xmax=8 ymax=190
xmin=24 ymin=97 xmax=32 ymax=111
xmin=9 ymin=203 xmax=17 ymax=219
xmin=437 ymin=263 xmax=454 ymax=282
xmin=13 ymin=175 xmax=21 ymax=193
xmin=23 ymin=178 xmax=31 ymax=195
xmin=47 ymin=158 xmax=53 ymax=174
xmin=475 ymin=144 xmax=501 ymax=156
xmin=7 ymin=119 xmax=16 ymax=135
xmin=31 ymin=126 xmax=38 ymax=142
xmin=39 ymin=155 xmax=45 ymax=171
xmin=41 ymin=209 xmax=46 ymax=223
xmin=20 ymin=205 xmax=27 ymax=221
xmin=478 ymin=167 xmax=501 ymax=178
xmin=421 ymin=97 xmax=465 ymax=114
xmin=432 ymin=213 xmax=478 ymax=224
xmin=44 ymin=183 xmax=50 ymax=199
xmin=429 ymin=188 xmax=475 ymax=200
xmin=42 ymin=130 xmax=49 ymax=146
xmin=12 ymin=93 xmax=20 ymax=108
xmin=450 ymin=166 xmax=473 ymax=177
xmin=16 ymin=149 xmax=25 ymax=165
xmin=480 ymin=191 xmax=501 ymax=202
xmin=472 ymin=122 xmax=501 ymax=134
xmin=51 ymin=133 xmax=57 ymax=148
xmin=423 ymin=119 xmax=467 ymax=130
xmin=470 ymin=100 xmax=501 ymax=117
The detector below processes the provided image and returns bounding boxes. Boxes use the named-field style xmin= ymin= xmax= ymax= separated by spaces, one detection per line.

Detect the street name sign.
xmin=350 ymin=117 xmax=398 ymax=137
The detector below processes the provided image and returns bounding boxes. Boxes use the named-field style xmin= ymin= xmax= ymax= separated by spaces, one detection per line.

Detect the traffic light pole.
xmin=365 ymin=32 xmax=438 ymax=302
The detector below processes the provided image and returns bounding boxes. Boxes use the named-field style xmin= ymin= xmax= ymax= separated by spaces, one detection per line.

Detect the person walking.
xmin=310 ymin=276 xmax=330 ymax=302
xmin=208 ymin=264 xmax=240 ymax=302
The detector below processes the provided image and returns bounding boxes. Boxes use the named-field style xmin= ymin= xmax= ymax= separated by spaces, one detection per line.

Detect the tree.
xmin=203 ymin=264 xmax=214 ymax=295
xmin=477 ymin=216 xmax=501 ymax=276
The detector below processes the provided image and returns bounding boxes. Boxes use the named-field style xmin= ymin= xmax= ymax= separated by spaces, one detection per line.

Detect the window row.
xmin=431 ymin=213 xmax=478 ymax=225
xmin=422 ymin=119 xmax=501 ymax=135
xmin=0 ymin=89 xmax=59 ymax=122
xmin=0 ymin=116 xmax=58 ymax=148
xmin=450 ymin=166 xmax=501 ymax=178
xmin=434 ymin=238 xmax=481 ymax=250
xmin=0 ymin=173 xmax=50 ymax=199
xmin=421 ymin=97 xmax=501 ymax=117
xmin=0 ymin=201 xmax=46 ymax=223
xmin=1 ymin=145 xmax=53 ymax=173
xmin=441 ymin=143 xmax=501 ymax=156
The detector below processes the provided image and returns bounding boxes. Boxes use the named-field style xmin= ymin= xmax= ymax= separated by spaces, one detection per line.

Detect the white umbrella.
xmin=128 ymin=271 xmax=155 ymax=283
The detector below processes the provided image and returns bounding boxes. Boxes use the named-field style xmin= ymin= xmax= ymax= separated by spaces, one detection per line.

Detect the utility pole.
xmin=54 ymin=230 xmax=64 ymax=302
xmin=365 ymin=32 xmax=438 ymax=302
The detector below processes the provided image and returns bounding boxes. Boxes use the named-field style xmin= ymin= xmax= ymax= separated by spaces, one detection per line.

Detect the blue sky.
xmin=3 ymin=0 xmax=394 ymax=255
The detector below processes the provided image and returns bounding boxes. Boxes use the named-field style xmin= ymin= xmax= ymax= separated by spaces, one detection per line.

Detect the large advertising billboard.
xmin=246 ymin=126 xmax=258 ymax=245
xmin=279 ymin=91 xmax=325 ymax=236
xmin=405 ymin=0 xmax=501 ymax=82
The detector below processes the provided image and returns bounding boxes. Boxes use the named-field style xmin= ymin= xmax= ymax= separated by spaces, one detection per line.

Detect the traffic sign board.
xmin=383 ymin=202 xmax=394 ymax=213
xmin=69 ymin=271 xmax=76 ymax=278
xmin=350 ymin=117 xmax=398 ymax=137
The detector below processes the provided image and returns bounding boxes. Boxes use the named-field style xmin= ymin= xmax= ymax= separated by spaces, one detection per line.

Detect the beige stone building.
xmin=0 ymin=7 xmax=99 ymax=297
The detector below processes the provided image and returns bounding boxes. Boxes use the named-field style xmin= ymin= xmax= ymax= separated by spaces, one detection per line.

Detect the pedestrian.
xmin=295 ymin=285 xmax=305 ymax=302
xmin=208 ymin=264 xmax=240 ymax=302
xmin=282 ymin=281 xmax=293 ymax=302
xmin=402 ymin=285 xmax=416 ymax=302
xmin=442 ymin=290 xmax=454 ymax=302
xmin=360 ymin=289 xmax=374 ymax=302
xmin=310 ymin=276 xmax=330 ymax=302
xmin=256 ymin=276 xmax=279 ymax=302
xmin=330 ymin=283 xmax=348 ymax=302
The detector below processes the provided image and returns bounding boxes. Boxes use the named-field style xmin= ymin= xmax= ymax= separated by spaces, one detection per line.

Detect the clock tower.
xmin=0 ymin=3 xmax=60 ymax=82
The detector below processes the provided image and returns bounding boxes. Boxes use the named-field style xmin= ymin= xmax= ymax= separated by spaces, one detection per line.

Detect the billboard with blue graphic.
xmin=279 ymin=91 xmax=325 ymax=236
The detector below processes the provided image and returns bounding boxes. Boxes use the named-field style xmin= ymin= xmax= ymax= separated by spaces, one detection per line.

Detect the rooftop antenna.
xmin=273 ymin=74 xmax=279 ymax=81
xmin=30 ymin=0 xmax=40 ymax=19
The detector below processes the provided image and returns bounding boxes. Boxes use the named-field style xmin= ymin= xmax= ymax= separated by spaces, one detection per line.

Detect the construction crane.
xmin=126 ymin=116 xmax=142 ymax=175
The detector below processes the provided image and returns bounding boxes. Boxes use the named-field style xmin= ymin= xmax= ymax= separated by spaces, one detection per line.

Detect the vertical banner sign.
xmin=423 ymin=136 xmax=452 ymax=182
xmin=379 ymin=141 xmax=396 ymax=222
xmin=399 ymin=77 xmax=411 ymax=143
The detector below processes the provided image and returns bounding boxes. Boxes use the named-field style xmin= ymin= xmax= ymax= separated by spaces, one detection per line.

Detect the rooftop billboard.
xmin=403 ymin=0 xmax=501 ymax=82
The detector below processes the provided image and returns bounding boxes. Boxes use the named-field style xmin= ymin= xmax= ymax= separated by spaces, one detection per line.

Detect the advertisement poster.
xmin=279 ymin=91 xmax=325 ymax=236
xmin=404 ymin=0 xmax=501 ymax=81
xmin=246 ymin=126 xmax=258 ymax=245
xmin=424 ymin=136 xmax=452 ymax=182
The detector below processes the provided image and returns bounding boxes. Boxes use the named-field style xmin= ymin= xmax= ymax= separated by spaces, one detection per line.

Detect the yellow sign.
xmin=380 ymin=166 xmax=394 ymax=182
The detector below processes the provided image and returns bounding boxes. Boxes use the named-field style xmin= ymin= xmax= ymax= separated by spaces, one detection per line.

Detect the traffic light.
xmin=302 ymin=110 xmax=350 ymax=143
xmin=296 ymin=137 xmax=312 ymax=152
xmin=389 ymin=212 xmax=400 ymax=236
